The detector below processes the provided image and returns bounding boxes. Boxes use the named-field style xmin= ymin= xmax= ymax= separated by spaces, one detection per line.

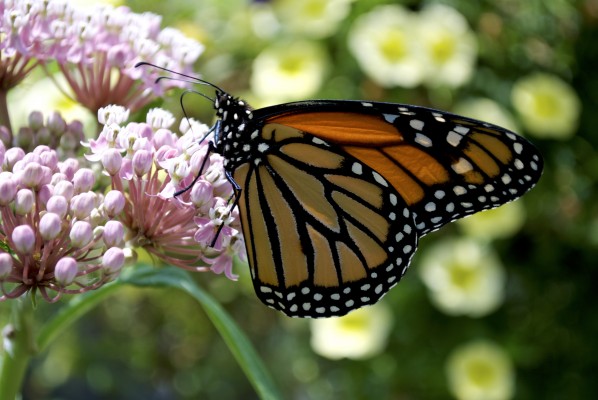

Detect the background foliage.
xmin=2 ymin=0 xmax=597 ymax=398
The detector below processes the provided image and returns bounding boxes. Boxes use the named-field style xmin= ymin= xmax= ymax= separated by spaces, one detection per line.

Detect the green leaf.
xmin=120 ymin=265 xmax=282 ymax=400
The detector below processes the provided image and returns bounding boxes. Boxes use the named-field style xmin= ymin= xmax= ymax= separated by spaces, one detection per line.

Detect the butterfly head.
xmin=213 ymin=91 xmax=256 ymax=169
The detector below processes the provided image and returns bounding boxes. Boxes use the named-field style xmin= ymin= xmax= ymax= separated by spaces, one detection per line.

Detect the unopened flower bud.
xmin=28 ymin=111 xmax=44 ymax=130
xmin=102 ymin=247 xmax=125 ymax=274
xmin=15 ymin=127 xmax=34 ymax=149
xmin=0 ymin=126 xmax=10 ymax=147
xmin=0 ymin=174 xmax=17 ymax=206
xmin=15 ymin=189 xmax=34 ymax=215
xmin=3 ymin=147 xmax=25 ymax=170
xmin=104 ymin=190 xmax=125 ymax=216
xmin=103 ymin=220 xmax=124 ymax=247
xmin=47 ymin=111 xmax=66 ymax=133
xmin=59 ymin=158 xmax=79 ymax=180
xmin=47 ymin=195 xmax=68 ymax=218
xmin=73 ymin=168 xmax=95 ymax=193
xmin=36 ymin=127 xmax=52 ymax=145
xmin=70 ymin=220 xmax=93 ymax=248
xmin=70 ymin=192 xmax=95 ymax=219
xmin=12 ymin=225 xmax=35 ymax=253
xmin=102 ymin=148 xmax=122 ymax=175
xmin=132 ymin=149 xmax=152 ymax=177
xmin=0 ymin=253 xmax=13 ymax=279
xmin=54 ymin=257 xmax=78 ymax=285
xmin=17 ymin=162 xmax=43 ymax=188
xmin=40 ymin=212 xmax=62 ymax=240
xmin=53 ymin=180 xmax=74 ymax=200
xmin=190 ymin=179 xmax=213 ymax=209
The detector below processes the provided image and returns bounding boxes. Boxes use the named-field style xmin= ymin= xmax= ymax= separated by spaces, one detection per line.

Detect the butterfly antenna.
xmin=135 ymin=61 xmax=225 ymax=93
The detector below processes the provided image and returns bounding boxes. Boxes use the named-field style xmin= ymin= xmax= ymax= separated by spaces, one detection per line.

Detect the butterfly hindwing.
xmin=231 ymin=123 xmax=418 ymax=317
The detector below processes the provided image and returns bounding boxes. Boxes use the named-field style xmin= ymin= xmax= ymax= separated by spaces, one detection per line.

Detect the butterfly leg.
xmin=210 ymin=170 xmax=242 ymax=248
xmin=174 ymin=140 xmax=216 ymax=197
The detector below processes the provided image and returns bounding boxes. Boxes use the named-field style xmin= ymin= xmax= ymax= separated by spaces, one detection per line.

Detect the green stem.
xmin=0 ymin=89 xmax=12 ymax=141
xmin=0 ymin=300 xmax=37 ymax=400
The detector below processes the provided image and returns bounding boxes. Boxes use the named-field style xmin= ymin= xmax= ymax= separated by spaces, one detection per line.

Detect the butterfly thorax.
xmin=214 ymin=92 xmax=257 ymax=171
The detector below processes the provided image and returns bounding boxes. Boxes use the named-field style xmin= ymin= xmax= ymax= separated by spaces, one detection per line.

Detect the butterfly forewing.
xmin=260 ymin=101 xmax=543 ymax=235
xmin=231 ymin=123 xmax=418 ymax=317
xmin=212 ymin=95 xmax=543 ymax=318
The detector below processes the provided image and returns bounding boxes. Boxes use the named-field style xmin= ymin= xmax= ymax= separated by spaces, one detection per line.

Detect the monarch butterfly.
xmin=139 ymin=63 xmax=543 ymax=318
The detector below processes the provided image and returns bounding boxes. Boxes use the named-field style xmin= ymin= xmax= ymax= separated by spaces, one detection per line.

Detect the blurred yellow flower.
xmin=418 ymin=4 xmax=477 ymax=88
xmin=452 ymin=98 xmax=519 ymax=133
xmin=418 ymin=239 xmax=505 ymax=317
xmin=446 ymin=340 xmax=515 ymax=400
xmin=458 ymin=201 xmax=526 ymax=240
xmin=511 ymin=73 xmax=580 ymax=139
xmin=250 ymin=41 xmax=327 ymax=102
xmin=310 ymin=302 xmax=393 ymax=360
xmin=274 ymin=0 xmax=353 ymax=38
xmin=348 ymin=5 xmax=425 ymax=88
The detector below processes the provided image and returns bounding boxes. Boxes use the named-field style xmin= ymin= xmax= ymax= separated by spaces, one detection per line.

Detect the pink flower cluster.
xmin=83 ymin=105 xmax=245 ymax=280
xmin=0 ymin=141 xmax=126 ymax=302
xmin=0 ymin=0 xmax=203 ymax=110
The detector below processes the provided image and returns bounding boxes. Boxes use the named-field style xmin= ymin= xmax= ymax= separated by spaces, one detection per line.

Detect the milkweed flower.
xmin=0 ymin=145 xmax=125 ymax=302
xmin=0 ymin=0 xmax=203 ymax=116
xmin=310 ymin=302 xmax=393 ymax=359
xmin=446 ymin=340 xmax=515 ymax=400
xmin=83 ymin=106 xmax=245 ymax=279
xmin=418 ymin=238 xmax=506 ymax=317
xmin=348 ymin=5 xmax=424 ymax=88
xmin=250 ymin=40 xmax=328 ymax=103
xmin=418 ymin=4 xmax=477 ymax=88
xmin=511 ymin=73 xmax=580 ymax=139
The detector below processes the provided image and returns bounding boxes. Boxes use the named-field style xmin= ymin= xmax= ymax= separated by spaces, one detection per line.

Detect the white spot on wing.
xmin=415 ymin=133 xmax=433 ymax=147
xmin=410 ymin=119 xmax=425 ymax=131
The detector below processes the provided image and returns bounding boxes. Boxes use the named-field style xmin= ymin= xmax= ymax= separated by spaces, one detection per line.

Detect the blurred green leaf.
xmin=120 ymin=265 xmax=282 ymax=400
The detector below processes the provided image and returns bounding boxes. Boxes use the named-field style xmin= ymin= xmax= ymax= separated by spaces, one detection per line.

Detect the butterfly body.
xmin=210 ymin=92 xmax=543 ymax=318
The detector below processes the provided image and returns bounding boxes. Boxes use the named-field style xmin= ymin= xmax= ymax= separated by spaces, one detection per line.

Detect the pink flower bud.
xmin=47 ymin=195 xmax=68 ymax=218
xmin=54 ymin=257 xmax=78 ymax=285
xmin=0 ymin=126 xmax=10 ymax=148
xmin=28 ymin=111 xmax=44 ymax=130
xmin=190 ymin=179 xmax=213 ymax=209
xmin=15 ymin=189 xmax=34 ymax=215
xmin=15 ymin=127 xmax=34 ymax=148
xmin=39 ymin=149 xmax=58 ymax=169
xmin=103 ymin=220 xmax=124 ymax=247
xmin=40 ymin=212 xmax=62 ymax=240
xmin=3 ymin=147 xmax=25 ymax=170
xmin=38 ymin=184 xmax=53 ymax=206
xmin=47 ymin=111 xmax=66 ymax=133
xmin=102 ymin=148 xmax=123 ymax=176
xmin=36 ymin=127 xmax=52 ymax=145
xmin=17 ymin=162 xmax=43 ymax=188
xmin=12 ymin=225 xmax=35 ymax=254
xmin=70 ymin=220 xmax=93 ymax=248
xmin=0 ymin=253 xmax=13 ymax=279
xmin=59 ymin=158 xmax=79 ymax=180
xmin=153 ymin=128 xmax=176 ymax=148
xmin=70 ymin=192 xmax=95 ymax=219
xmin=132 ymin=149 xmax=152 ymax=177
xmin=53 ymin=180 xmax=74 ymax=200
xmin=104 ymin=190 xmax=125 ymax=216
xmin=73 ymin=168 xmax=95 ymax=193
xmin=102 ymin=247 xmax=125 ymax=274
xmin=0 ymin=174 xmax=17 ymax=206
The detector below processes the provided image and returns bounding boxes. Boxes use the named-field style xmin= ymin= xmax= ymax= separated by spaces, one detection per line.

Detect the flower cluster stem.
xmin=0 ymin=299 xmax=37 ymax=400
xmin=0 ymin=90 xmax=12 ymax=140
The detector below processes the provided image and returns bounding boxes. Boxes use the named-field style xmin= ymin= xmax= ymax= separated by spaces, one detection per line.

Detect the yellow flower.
xmin=452 ymin=98 xmax=519 ymax=133
xmin=418 ymin=4 xmax=477 ymax=88
xmin=446 ymin=340 xmax=515 ymax=400
xmin=458 ymin=201 xmax=526 ymax=240
xmin=348 ymin=5 xmax=425 ymax=88
xmin=511 ymin=73 xmax=580 ymax=139
xmin=250 ymin=40 xmax=327 ymax=102
xmin=418 ymin=239 xmax=505 ymax=317
xmin=274 ymin=0 xmax=353 ymax=38
xmin=310 ymin=302 xmax=393 ymax=360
